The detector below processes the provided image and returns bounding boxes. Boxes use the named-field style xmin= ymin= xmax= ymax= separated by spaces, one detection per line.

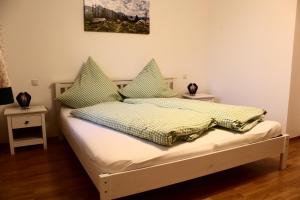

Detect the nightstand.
xmin=182 ymin=93 xmax=215 ymax=102
xmin=4 ymin=105 xmax=47 ymax=155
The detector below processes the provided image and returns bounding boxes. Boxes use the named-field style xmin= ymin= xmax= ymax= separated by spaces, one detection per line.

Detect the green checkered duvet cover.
xmin=71 ymin=102 xmax=216 ymax=146
xmin=124 ymin=98 xmax=266 ymax=132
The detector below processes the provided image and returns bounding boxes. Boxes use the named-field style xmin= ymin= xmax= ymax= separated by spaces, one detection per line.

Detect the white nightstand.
xmin=182 ymin=93 xmax=215 ymax=102
xmin=4 ymin=105 xmax=47 ymax=155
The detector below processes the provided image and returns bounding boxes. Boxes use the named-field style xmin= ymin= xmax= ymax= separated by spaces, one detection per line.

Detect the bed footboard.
xmin=97 ymin=134 xmax=289 ymax=200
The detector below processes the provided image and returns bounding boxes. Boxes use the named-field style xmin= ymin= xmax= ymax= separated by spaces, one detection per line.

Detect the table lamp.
xmin=0 ymin=87 xmax=14 ymax=105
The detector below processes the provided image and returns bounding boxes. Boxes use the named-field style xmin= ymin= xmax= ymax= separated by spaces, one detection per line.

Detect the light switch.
xmin=31 ymin=79 xmax=39 ymax=86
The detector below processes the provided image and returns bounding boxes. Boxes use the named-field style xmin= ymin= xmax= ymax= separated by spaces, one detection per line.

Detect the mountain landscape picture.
xmin=84 ymin=0 xmax=150 ymax=34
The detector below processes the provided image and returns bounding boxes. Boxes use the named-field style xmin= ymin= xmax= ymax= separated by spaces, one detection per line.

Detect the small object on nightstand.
xmin=182 ymin=93 xmax=215 ymax=102
xmin=187 ymin=83 xmax=198 ymax=95
xmin=16 ymin=92 xmax=31 ymax=108
xmin=4 ymin=105 xmax=47 ymax=155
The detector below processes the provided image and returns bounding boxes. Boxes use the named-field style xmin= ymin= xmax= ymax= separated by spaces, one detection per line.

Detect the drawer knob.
xmin=24 ymin=121 xmax=29 ymax=125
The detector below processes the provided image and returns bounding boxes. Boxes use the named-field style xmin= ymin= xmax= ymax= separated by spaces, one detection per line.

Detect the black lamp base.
xmin=0 ymin=87 xmax=14 ymax=105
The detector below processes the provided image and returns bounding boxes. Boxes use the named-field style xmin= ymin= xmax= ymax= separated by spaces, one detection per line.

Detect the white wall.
xmin=206 ymin=0 xmax=297 ymax=131
xmin=0 ymin=0 xmax=210 ymax=141
xmin=0 ymin=0 xmax=297 ymax=142
xmin=288 ymin=0 xmax=300 ymax=137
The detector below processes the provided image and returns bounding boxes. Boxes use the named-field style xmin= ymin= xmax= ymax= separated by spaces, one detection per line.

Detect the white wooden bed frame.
xmin=54 ymin=79 xmax=289 ymax=200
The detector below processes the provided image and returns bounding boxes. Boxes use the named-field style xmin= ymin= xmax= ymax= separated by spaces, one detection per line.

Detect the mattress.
xmin=60 ymin=106 xmax=282 ymax=174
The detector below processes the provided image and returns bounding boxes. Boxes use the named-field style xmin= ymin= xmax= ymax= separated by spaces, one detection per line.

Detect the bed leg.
xmin=279 ymin=136 xmax=289 ymax=170
xmin=280 ymin=152 xmax=287 ymax=170
xmin=99 ymin=174 xmax=112 ymax=200
xmin=100 ymin=192 xmax=111 ymax=200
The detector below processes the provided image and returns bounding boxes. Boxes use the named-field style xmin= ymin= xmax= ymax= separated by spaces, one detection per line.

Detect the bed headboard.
xmin=54 ymin=78 xmax=175 ymax=98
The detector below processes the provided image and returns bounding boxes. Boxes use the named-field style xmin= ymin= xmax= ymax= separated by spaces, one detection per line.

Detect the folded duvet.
xmin=71 ymin=102 xmax=216 ymax=146
xmin=124 ymin=98 xmax=266 ymax=132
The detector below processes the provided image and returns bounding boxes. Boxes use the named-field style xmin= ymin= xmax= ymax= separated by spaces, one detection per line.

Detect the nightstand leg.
xmin=7 ymin=116 xmax=15 ymax=155
xmin=41 ymin=114 xmax=47 ymax=150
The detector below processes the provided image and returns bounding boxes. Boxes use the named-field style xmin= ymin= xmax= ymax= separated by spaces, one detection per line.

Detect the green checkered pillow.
xmin=120 ymin=59 xmax=177 ymax=98
xmin=57 ymin=57 xmax=122 ymax=108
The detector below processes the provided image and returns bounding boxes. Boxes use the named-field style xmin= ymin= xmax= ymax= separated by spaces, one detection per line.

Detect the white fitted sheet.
xmin=60 ymin=107 xmax=282 ymax=174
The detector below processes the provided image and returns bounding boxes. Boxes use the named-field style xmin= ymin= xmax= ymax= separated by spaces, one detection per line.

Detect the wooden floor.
xmin=0 ymin=138 xmax=299 ymax=200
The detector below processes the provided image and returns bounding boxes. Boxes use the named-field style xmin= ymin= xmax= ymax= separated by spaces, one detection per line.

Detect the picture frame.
xmin=84 ymin=0 xmax=150 ymax=34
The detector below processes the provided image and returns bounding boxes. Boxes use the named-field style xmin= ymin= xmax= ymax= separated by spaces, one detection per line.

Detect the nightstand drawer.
xmin=11 ymin=115 xmax=42 ymax=129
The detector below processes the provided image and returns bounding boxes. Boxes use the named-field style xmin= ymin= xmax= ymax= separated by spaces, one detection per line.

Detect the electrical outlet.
xmin=31 ymin=79 xmax=39 ymax=86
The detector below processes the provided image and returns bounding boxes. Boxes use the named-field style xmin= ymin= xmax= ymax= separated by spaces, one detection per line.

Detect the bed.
xmin=55 ymin=79 xmax=289 ymax=200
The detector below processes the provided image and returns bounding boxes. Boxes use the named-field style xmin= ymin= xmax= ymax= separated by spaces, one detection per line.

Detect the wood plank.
xmin=13 ymin=137 xmax=43 ymax=147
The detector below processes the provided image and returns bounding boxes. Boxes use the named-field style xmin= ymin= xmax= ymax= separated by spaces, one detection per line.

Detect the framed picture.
xmin=84 ymin=0 xmax=150 ymax=34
